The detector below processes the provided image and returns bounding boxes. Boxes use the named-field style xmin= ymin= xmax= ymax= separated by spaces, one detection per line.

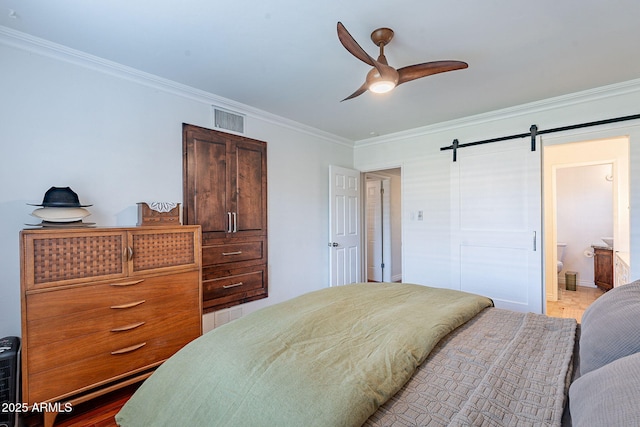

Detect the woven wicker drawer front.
xmin=32 ymin=234 xmax=123 ymax=285
xmin=132 ymin=231 xmax=195 ymax=272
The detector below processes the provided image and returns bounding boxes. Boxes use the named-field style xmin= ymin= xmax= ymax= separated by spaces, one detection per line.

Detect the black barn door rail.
xmin=440 ymin=113 xmax=640 ymax=162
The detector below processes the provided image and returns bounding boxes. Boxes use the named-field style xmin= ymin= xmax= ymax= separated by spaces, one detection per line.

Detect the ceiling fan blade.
xmin=397 ymin=60 xmax=468 ymax=85
xmin=341 ymin=82 xmax=368 ymax=102
xmin=337 ymin=22 xmax=376 ymax=67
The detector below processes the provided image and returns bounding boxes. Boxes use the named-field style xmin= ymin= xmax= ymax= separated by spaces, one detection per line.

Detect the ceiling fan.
xmin=337 ymin=21 xmax=468 ymax=101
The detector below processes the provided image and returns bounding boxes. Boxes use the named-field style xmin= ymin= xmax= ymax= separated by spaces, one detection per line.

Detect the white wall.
xmin=556 ymin=164 xmax=613 ymax=286
xmin=0 ymin=35 xmax=353 ymax=338
xmin=4 ymin=28 xmax=640 ymax=338
xmin=354 ymin=81 xmax=640 ymax=293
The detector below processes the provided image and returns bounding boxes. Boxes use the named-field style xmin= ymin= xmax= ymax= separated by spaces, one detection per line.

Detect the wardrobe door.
xmin=183 ymin=125 xmax=230 ymax=239
xmin=232 ymin=139 xmax=267 ymax=236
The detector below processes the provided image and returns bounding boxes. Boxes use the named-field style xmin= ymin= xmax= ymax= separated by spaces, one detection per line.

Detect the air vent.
xmin=214 ymin=108 xmax=245 ymax=134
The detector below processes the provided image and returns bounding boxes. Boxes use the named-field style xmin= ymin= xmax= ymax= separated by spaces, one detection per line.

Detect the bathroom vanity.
xmin=593 ymin=246 xmax=613 ymax=291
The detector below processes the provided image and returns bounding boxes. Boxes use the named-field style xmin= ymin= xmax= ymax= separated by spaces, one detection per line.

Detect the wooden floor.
xmin=22 ymin=384 xmax=139 ymax=427
xmin=546 ymin=284 xmax=604 ymax=323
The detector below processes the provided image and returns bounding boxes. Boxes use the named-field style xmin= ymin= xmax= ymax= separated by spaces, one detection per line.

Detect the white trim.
xmin=4 ymin=24 xmax=640 ymax=151
xmin=0 ymin=25 xmax=353 ymax=148
xmin=354 ymin=79 xmax=640 ymax=148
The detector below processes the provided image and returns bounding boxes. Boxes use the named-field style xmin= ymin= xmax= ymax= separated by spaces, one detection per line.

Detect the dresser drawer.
xmin=26 ymin=285 xmax=199 ymax=348
xmin=202 ymin=241 xmax=264 ymax=265
xmin=202 ymin=265 xmax=266 ymax=304
xmin=25 ymin=309 xmax=201 ymax=404
xmin=26 ymin=271 xmax=198 ymax=321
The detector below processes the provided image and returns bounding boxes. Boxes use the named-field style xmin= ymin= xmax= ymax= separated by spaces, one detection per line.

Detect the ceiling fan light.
xmin=369 ymin=80 xmax=396 ymax=93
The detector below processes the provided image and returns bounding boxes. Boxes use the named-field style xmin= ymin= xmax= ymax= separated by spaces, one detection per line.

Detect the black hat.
xmin=30 ymin=187 xmax=92 ymax=207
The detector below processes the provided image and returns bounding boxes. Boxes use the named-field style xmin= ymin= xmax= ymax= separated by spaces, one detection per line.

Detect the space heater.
xmin=0 ymin=336 xmax=20 ymax=427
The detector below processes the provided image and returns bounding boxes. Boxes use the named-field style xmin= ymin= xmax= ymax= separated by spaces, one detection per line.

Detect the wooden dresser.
xmin=20 ymin=225 xmax=202 ymax=427
xmin=183 ymin=124 xmax=268 ymax=312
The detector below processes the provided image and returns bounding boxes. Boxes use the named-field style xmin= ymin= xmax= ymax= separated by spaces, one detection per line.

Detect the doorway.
xmin=543 ymin=137 xmax=630 ymax=320
xmin=364 ymin=168 xmax=402 ymax=282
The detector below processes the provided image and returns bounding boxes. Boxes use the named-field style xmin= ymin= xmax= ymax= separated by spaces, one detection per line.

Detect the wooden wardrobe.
xmin=183 ymin=124 xmax=268 ymax=312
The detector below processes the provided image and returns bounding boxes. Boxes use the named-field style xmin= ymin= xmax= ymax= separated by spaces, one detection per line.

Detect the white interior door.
xmin=451 ymin=140 xmax=542 ymax=313
xmin=329 ymin=165 xmax=361 ymax=286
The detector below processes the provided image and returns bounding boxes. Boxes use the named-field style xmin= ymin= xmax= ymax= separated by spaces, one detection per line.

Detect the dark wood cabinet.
xmin=593 ymin=247 xmax=613 ymax=291
xmin=183 ymin=124 xmax=268 ymax=312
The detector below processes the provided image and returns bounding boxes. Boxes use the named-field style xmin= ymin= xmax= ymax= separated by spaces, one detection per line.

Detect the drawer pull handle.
xmin=111 ymin=321 xmax=146 ymax=332
xmin=222 ymin=251 xmax=243 ymax=256
xmin=110 ymin=279 xmax=145 ymax=287
xmin=111 ymin=300 xmax=146 ymax=309
xmin=111 ymin=342 xmax=146 ymax=355
xmin=223 ymin=282 xmax=244 ymax=289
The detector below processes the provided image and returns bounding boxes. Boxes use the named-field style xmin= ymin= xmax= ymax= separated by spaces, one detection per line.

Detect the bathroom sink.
xmin=601 ymin=237 xmax=614 ymax=247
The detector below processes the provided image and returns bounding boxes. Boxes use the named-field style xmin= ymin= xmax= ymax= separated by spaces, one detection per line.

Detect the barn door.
xmin=451 ymin=140 xmax=542 ymax=313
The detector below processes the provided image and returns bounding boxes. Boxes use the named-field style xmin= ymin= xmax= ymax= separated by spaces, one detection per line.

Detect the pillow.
xmin=579 ymin=280 xmax=640 ymax=375
xmin=569 ymin=352 xmax=640 ymax=426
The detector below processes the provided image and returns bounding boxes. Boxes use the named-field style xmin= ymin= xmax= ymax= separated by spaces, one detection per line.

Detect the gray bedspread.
xmin=365 ymin=308 xmax=577 ymax=427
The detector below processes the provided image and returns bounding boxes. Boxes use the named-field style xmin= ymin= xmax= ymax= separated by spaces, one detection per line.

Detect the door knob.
xmin=328 ymin=242 xmax=339 ymax=247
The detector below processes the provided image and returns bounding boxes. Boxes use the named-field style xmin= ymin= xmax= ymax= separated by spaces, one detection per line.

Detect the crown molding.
xmin=0 ymin=25 xmax=353 ymax=148
xmin=354 ymin=78 xmax=640 ymax=148
xmin=5 ymin=24 xmax=637 ymax=152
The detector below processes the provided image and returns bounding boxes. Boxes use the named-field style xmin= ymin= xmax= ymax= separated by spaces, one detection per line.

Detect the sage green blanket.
xmin=116 ymin=283 xmax=492 ymax=427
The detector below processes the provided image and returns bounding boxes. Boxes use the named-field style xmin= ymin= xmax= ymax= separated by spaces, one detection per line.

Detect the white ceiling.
xmin=2 ymin=0 xmax=640 ymax=141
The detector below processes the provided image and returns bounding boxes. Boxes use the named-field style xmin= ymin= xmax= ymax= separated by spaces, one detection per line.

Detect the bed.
xmin=115 ymin=281 xmax=640 ymax=426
